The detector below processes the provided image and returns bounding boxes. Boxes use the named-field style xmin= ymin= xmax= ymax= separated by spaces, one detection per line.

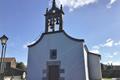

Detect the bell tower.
xmin=44 ymin=0 xmax=64 ymax=33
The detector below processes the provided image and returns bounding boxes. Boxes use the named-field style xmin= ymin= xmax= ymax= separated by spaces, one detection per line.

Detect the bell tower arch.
xmin=44 ymin=0 xmax=64 ymax=33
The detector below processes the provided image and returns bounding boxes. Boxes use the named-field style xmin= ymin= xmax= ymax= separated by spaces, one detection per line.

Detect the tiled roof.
xmin=0 ymin=57 xmax=16 ymax=62
xmin=112 ymin=66 xmax=120 ymax=70
xmin=4 ymin=67 xmax=25 ymax=76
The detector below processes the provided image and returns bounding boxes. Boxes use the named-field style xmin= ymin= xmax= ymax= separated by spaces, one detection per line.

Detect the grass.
xmin=102 ymin=78 xmax=112 ymax=80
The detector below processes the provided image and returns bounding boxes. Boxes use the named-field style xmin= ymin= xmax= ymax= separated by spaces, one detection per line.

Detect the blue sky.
xmin=0 ymin=0 xmax=120 ymax=65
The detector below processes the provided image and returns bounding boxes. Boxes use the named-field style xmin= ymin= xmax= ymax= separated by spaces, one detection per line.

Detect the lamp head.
xmin=0 ymin=35 xmax=8 ymax=45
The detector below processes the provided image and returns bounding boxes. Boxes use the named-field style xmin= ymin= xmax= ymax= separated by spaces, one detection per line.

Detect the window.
xmin=50 ymin=49 xmax=57 ymax=59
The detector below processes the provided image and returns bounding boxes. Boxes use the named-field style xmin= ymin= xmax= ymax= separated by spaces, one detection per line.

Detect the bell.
xmin=48 ymin=19 xmax=50 ymax=21
xmin=56 ymin=20 xmax=59 ymax=24
xmin=50 ymin=21 xmax=53 ymax=26
xmin=56 ymin=17 xmax=59 ymax=24
xmin=50 ymin=26 xmax=54 ymax=29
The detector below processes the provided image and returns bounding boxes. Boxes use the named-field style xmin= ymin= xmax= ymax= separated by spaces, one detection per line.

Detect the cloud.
xmin=50 ymin=0 xmax=118 ymax=11
xmin=23 ymin=45 xmax=27 ymax=49
xmin=103 ymin=38 xmax=114 ymax=47
xmin=55 ymin=0 xmax=97 ymax=11
xmin=104 ymin=52 xmax=119 ymax=59
xmin=114 ymin=41 xmax=120 ymax=46
xmin=91 ymin=38 xmax=120 ymax=66
xmin=92 ymin=45 xmax=100 ymax=49
xmin=113 ymin=52 xmax=119 ymax=56
xmin=91 ymin=39 xmax=120 ymax=55
xmin=113 ymin=61 xmax=120 ymax=65
xmin=108 ymin=55 xmax=113 ymax=58
xmin=90 ymin=49 xmax=100 ymax=54
xmin=104 ymin=61 xmax=120 ymax=65
xmin=100 ymin=39 xmax=120 ymax=47
xmin=90 ymin=45 xmax=100 ymax=53
xmin=92 ymin=38 xmax=114 ymax=49
xmin=23 ymin=41 xmax=36 ymax=49
xmin=90 ymin=43 xmax=101 ymax=54
xmin=90 ymin=39 xmax=114 ymax=54
xmin=107 ymin=0 xmax=117 ymax=8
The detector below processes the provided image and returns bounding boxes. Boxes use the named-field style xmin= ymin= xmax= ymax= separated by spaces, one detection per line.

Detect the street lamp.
xmin=0 ymin=35 xmax=8 ymax=80
xmin=0 ymin=35 xmax=8 ymax=45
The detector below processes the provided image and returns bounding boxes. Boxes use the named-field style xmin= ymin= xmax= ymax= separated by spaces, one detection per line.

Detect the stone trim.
xmin=50 ymin=49 xmax=57 ymax=60
xmin=42 ymin=60 xmax=65 ymax=80
xmin=60 ymin=69 xmax=65 ymax=73
xmin=47 ymin=60 xmax=61 ymax=65
xmin=42 ymin=77 xmax=64 ymax=80
xmin=42 ymin=77 xmax=47 ymax=80
xmin=43 ymin=69 xmax=47 ymax=74
xmin=43 ymin=68 xmax=64 ymax=74
xmin=59 ymin=77 xmax=65 ymax=80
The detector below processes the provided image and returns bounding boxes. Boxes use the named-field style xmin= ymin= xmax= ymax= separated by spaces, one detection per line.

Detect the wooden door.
xmin=48 ymin=65 xmax=60 ymax=80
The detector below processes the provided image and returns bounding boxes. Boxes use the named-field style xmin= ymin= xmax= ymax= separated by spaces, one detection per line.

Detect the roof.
xmin=84 ymin=45 xmax=101 ymax=58
xmin=0 ymin=57 xmax=16 ymax=62
xmin=89 ymin=52 xmax=101 ymax=58
xmin=112 ymin=66 xmax=120 ymax=70
xmin=4 ymin=67 xmax=25 ymax=76
xmin=28 ymin=30 xmax=85 ymax=47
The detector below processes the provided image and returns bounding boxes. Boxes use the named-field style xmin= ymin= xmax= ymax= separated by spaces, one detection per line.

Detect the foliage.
xmin=16 ymin=62 xmax=26 ymax=70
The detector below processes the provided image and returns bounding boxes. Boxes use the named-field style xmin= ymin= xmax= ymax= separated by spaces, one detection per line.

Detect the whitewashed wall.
xmin=83 ymin=46 xmax=89 ymax=80
xmin=4 ymin=76 xmax=22 ymax=80
xmin=88 ymin=53 xmax=102 ymax=80
xmin=27 ymin=32 xmax=87 ymax=80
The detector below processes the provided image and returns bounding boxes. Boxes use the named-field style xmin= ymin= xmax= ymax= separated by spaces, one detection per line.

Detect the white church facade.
xmin=27 ymin=0 xmax=102 ymax=80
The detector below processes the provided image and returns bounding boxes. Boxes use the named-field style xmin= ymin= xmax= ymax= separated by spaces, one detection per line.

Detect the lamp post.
xmin=0 ymin=35 xmax=8 ymax=80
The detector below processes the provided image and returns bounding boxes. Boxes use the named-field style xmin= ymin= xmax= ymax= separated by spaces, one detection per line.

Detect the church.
xmin=27 ymin=0 xmax=102 ymax=80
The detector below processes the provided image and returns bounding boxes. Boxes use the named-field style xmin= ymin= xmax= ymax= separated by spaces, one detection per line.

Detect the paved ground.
xmin=103 ymin=78 xmax=120 ymax=80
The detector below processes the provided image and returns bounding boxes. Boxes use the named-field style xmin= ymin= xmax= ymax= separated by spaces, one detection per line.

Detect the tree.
xmin=16 ymin=62 xmax=26 ymax=70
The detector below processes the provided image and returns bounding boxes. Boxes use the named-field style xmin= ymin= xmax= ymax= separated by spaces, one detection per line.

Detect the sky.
xmin=0 ymin=0 xmax=120 ymax=65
